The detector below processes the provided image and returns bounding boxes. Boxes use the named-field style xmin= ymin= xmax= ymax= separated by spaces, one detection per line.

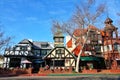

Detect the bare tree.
xmin=0 ymin=27 xmax=12 ymax=54
xmin=72 ymin=0 xmax=105 ymax=28
xmin=51 ymin=20 xmax=61 ymax=35
xmin=117 ymin=13 xmax=120 ymax=26
xmin=74 ymin=0 xmax=105 ymax=72
xmin=51 ymin=0 xmax=106 ymax=72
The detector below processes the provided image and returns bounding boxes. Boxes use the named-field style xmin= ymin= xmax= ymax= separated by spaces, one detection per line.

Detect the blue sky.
xmin=0 ymin=0 xmax=120 ymax=45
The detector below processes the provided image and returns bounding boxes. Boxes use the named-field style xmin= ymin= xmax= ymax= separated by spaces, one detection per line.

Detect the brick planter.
xmin=38 ymin=68 xmax=52 ymax=74
xmin=82 ymin=69 xmax=97 ymax=73
xmin=110 ymin=69 xmax=120 ymax=73
xmin=27 ymin=68 xmax=32 ymax=74
xmin=100 ymin=70 xmax=110 ymax=73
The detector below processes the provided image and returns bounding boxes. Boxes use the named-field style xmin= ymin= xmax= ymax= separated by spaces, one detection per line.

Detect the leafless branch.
xmin=51 ymin=0 xmax=106 ymax=39
xmin=0 ymin=26 xmax=12 ymax=54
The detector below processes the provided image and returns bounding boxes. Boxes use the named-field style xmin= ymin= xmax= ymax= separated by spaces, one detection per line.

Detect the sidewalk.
xmin=18 ymin=73 xmax=120 ymax=77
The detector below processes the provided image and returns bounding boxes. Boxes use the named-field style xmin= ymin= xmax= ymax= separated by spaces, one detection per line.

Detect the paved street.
xmin=0 ymin=74 xmax=120 ymax=80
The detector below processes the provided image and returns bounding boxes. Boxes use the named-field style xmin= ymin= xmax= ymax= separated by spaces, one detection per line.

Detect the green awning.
xmin=80 ymin=56 xmax=100 ymax=61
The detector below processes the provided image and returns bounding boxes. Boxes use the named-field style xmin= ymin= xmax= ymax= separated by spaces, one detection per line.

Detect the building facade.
xmin=44 ymin=28 xmax=76 ymax=70
xmin=4 ymin=39 xmax=53 ymax=70
xmin=3 ymin=17 xmax=120 ymax=73
xmin=66 ymin=18 xmax=120 ymax=70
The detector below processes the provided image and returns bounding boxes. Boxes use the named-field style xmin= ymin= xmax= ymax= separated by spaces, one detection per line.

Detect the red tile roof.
xmin=87 ymin=25 xmax=98 ymax=31
xmin=73 ymin=29 xmax=87 ymax=37
xmin=73 ymin=25 xmax=98 ymax=37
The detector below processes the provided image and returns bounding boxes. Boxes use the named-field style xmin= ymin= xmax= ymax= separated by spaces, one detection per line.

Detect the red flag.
xmin=67 ymin=38 xmax=72 ymax=48
xmin=72 ymin=45 xmax=81 ymax=56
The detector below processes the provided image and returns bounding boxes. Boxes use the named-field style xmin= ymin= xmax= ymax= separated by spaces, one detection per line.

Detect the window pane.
xmin=114 ymin=44 xmax=118 ymax=50
xmin=54 ymin=60 xmax=65 ymax=66
xmin=41 ymin=50 xmax=47 ymax=56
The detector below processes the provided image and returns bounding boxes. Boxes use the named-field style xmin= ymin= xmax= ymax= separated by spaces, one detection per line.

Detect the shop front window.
xmin=54 ymin=60 xmax=65 ymax=67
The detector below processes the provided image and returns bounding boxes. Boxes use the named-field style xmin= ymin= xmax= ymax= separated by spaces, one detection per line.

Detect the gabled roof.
xmin=32 ymin=41 xmax=53 ymax=50
xmin=18 ymin=39 xmax=53 ymax=49
xmin=104 ymin=17 xmax=113 ymax=24
xmin=43 ymin=46 xmax=77 ymax=59
xmin=6 ymin=39 xmax=53 ymax=51
xmin=73 ymin=29 xmax=87 ymax=37
xmin=73 ymin=25 xmax=98 ymax=37
xmin=18 ymin=39 xmax=32 ymax=44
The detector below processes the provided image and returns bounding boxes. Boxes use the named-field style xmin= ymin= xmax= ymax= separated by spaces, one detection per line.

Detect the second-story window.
xmin=114 ymin=43 xmax=118 ymax=51
xmin=41 ymin=49 xmax=47 ymax=56
xmin=20 ymin=46 xmax=27 ymax=51
xmin=56 ymin=49 xmax=64 ymax=54
xmin=95 ymin=45 xmax=101 ymax=52
xmin=34 ymin=50 xmax=40 ymax=56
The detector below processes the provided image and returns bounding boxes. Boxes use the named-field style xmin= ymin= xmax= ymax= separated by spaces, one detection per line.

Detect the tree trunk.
xmin=75 ymin=27 xmax=91 ymax=72
xmin=75 ymin=46 xmax=84 ymax=72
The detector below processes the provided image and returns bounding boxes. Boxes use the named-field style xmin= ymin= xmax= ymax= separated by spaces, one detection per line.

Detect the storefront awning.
xmin=21 ymin=60 xmax=32 ymax=63
xmin=80 ymin=56 xmax=100 ymax=61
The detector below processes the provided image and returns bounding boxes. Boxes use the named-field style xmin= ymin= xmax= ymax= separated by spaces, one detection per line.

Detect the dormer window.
xmin=41 ymin=43 xmax=48 ymax=48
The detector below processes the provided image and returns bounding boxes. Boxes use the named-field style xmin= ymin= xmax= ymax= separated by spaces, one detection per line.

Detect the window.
xmin=54 ymin=60 xmax=65 ymax=66
xmin=56 ymin=49 xmax=61 ymax=54
xmin=55 ymin=38 xmax=64 ymax=43
xmin=84 ymin=45 xmax=92 ymax=51
xmin=41 ymin=43 xmax=48 ymax=48
xmin=34 ymin=50 xmax=40 ymax=56
xmin=20 ymin=46 xmax=27 ymax=51
xmin=41 ymin=50 xmax=47 ymax=56
xmin=55 ymin=38 xmax=59 ymax=42
xmin=56 ymin=49 xmax=64 ymax=54
xmin=98 ymin=34 xmax=102 ymax=40
xmin=114 ymin=43 xmax=118 ymax=51
xmin=95 ymin=46 xmax=101 ymax=52
xmin=15 ymin=47 xmax=20 ymax=50
xmin=118 ymin=45 xmax=120 ymax=53
xmin=59 ymin=38 xmax=64 ymax=42
xmin=117 ymin=60 xmax=120 ymax=66
xmin=56 ymin=49 xmax=64 ymax=58
xmin=61 ymin=49 xmax=64 ymax=54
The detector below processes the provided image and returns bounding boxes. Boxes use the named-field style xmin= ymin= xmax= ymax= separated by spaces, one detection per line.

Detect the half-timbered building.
xmin=3 ymin=39 xmax=53 ymax=70
xmin=101 ymin=18 xmax=120 ymax=69
xmin=66 ymin=25 xmax=106 ymax=70
xmin=66 ymin=18 xmax=120 ymax=71
xmin=43 ymin=29 xmax=76 ymax=70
